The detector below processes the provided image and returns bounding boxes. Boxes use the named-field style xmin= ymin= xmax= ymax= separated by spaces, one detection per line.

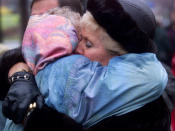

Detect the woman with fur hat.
xmin=1 ymin=0 xmax=170 ymax=130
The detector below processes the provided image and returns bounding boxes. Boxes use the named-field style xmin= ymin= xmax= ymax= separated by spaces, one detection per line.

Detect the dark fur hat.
xmin=87 ymin=0 xmax=156 ymax=53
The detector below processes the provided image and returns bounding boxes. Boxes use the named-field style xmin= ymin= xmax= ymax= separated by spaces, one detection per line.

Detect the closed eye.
xmin=86 ymin=41 xmax=93 ymax=48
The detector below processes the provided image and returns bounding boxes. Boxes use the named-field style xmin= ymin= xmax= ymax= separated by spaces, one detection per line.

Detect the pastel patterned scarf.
xmin=22 ymin=14 xmax=78 ymax=74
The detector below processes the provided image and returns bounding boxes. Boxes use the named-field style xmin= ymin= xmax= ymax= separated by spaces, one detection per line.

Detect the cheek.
xmin=84 ymin=49 xmax=110 ymax=65
xmin=83 ymin=50 xmax=97 ymax=60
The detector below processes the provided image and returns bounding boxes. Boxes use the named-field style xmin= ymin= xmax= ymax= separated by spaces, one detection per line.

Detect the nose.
xmin=75 ymin=41 xmax=84 ymax=55
xmin=75 ymin=45 xmax=83 ymax=54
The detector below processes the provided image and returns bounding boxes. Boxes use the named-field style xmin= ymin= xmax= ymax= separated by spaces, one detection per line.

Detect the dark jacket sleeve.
xmin=0 ymin=47 xmax=24 ymax=100
xmin=24 ymin=97 xmax=170 ymax=131
xmin=24 ymin=105 xmax=84 ymax=131
xmin=162 ymin=63 xmax=175 ymax=112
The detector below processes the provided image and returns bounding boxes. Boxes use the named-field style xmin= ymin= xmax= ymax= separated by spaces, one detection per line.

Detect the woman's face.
xmin=75 ymin=22 xmax=114 ymax=66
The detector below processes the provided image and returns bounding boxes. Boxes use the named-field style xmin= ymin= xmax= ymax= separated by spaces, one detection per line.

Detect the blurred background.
xmin=0 ymin=0 xmax=175 ymax=49
xmin=0 ymin=0 xmax=32 ymax=49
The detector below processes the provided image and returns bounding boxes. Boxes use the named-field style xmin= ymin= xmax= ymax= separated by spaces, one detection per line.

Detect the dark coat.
xmin=162 ymin=63 xmax=175 ymax=112
xmin=24 ymin=97 xmax=171 ymax=131
xmin=0 ymin=48 xmax=171 ymax=131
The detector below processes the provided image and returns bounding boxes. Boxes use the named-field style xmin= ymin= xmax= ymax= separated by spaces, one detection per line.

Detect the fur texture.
xmin=0 ymin=0 xmax=169 ymax=130
xmin=23 ymin=97 xmax=170 ymax=131
xmin=0 ymin=49 xmax=170 ymax=131
xmin=87 ymin=0 xmax=156 ymax=53
xmin=81 ymin=11 xmax=127 ymax=55
xmin=24 ymin=105 xmax=83 ymax=131
xmin=0 ymin=48 xmax=24 ymax=100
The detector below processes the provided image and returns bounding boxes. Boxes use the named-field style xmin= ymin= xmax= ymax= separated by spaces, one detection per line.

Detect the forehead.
xmin=80 ymin=12 xmax=102 ymax=39
xmin=80 ymin=11 xmax=127 ymax=54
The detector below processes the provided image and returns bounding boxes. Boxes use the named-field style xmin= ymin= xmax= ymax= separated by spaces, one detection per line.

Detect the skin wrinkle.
xmin=31 ymin=1 xmax=125 ymax=66
xmin=80 ymin=11 xmax=127 ymax=55
xmin=74 ymin=12 xmax=118 ymax=65
xmin=75 ymin=11 xmax=128 ymax=65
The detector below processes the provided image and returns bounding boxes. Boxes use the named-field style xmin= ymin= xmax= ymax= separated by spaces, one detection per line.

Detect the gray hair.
xmin=46 ymin=7 xmax=81 ymax=32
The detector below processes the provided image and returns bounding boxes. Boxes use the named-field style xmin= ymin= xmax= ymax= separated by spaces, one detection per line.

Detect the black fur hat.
xmin=87 ymin=0 xmax=156 ymax=53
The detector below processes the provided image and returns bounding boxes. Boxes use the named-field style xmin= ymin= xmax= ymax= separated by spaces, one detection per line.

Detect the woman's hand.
xmin=2 ymin=63 xmax=44 ymax=124
xmin=8 ymin=62 xmax=31 ymax=77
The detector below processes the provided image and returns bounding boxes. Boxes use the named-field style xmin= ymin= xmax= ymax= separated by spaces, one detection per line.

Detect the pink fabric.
xmin=22 ymin=14 xmax=78 ymax=74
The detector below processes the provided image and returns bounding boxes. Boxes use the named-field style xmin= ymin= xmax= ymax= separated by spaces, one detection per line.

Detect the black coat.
xmin=24 ymin=97 xmax=171 ymax=131
xmin=0 ymin=48 xmax=171 ymax=131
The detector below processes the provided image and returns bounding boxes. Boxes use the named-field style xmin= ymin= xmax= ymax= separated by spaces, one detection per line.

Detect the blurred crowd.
xmin=154 ymin=9 xmax=175 ymax=69
xmin=152 ymin=8 xmax=175 ymax=131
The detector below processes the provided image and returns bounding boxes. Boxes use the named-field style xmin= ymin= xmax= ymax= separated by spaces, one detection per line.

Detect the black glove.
xmin=2 ymin=71 xmax=44 ymax=124
xmin=0 ymin=47 xmax=24 ymax=100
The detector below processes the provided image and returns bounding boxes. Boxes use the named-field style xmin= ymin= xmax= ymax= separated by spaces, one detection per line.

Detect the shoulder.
xmin=107 ymin=53 xmax=168 ymax=95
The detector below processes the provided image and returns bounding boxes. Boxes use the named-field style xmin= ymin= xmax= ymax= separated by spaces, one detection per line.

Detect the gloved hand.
xmin=2 ymin=71 xmax=44 ymax=124
xmin=0 ymin=48 xmax=24 ymax=100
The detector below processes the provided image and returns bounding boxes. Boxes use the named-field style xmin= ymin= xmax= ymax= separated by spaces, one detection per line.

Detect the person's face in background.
xmin=31 ymin=0 xmax=59 ymax=15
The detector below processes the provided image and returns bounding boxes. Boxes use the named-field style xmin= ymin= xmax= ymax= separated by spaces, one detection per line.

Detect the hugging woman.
xmin=0 ymin=0 xmax=170 ymax=131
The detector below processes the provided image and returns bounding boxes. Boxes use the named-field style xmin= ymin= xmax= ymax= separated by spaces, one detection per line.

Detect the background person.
xmin=0 ymin=45 xmax=9 ymax=56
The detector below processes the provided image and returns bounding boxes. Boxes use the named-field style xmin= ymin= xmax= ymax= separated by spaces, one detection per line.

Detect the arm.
xmin=0 ymin=48 xmax=24 ymax=100
xmin=35 ymin=53 xmax=167 ymax=127
xmin=162 ymin=63 xmax=175 ymax=111
xmin=3 ymin=61 xmax=84 ymax=130
xmin=23 ymin=105 xmax=83 ymax=131
xmin=2 ymin=62 xmax=44 ymax=124
xmin=8 ymin=62 xmax=30 ymax=77
xmin=3 ymin=53 xmax=167 ymax=127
